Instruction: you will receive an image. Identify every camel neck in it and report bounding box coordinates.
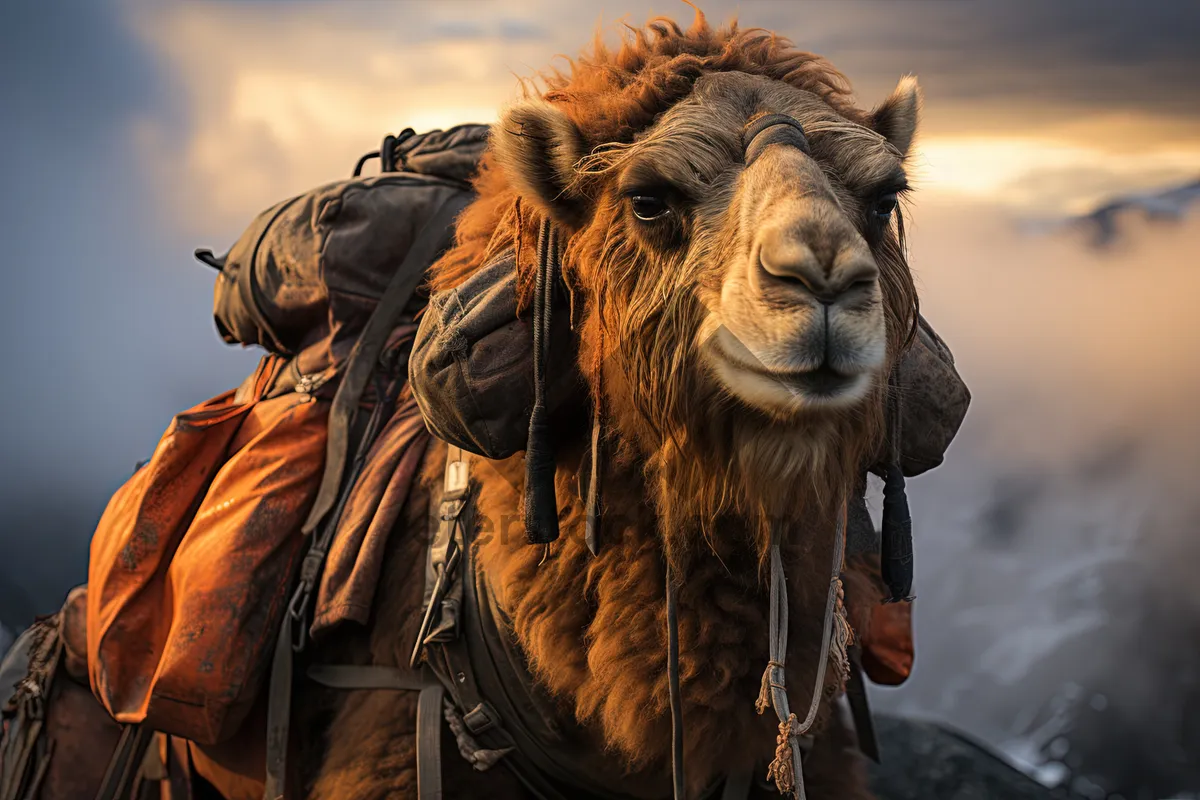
[468,446,841,793]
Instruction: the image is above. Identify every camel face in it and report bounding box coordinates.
[680,72,914,415]
[495,55,920,445]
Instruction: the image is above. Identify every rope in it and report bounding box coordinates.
[756,504,848,799]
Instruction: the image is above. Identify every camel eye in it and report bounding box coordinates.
[631,194,670,221]
[873,193,899,220]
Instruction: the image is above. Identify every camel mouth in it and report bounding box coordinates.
[725,353,864,396]
[774,363,862,396]
[704,325,874,413]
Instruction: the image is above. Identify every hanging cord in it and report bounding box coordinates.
[666,564,686,800]
[523,219,561,545]
[584,322,604,555]
[880,371,915,603]
[584,408,603,555]
[754,505,849,799]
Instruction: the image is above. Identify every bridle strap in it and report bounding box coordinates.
[666,565,686,800]
[743,114,811,167]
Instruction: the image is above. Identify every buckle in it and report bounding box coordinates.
[445,457,469,499]
[439,497,466,524]
[463,702,500,735]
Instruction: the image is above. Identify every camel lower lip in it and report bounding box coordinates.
[723,353,860,396]
[760,364,858,396]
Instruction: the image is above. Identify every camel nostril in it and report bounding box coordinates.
[776,269,822,297]
[757,233,878,305]
[758,249,823,295]
[759,254,874,305]
[846,278,878,297]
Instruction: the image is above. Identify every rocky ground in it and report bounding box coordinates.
[870,715,1057,800]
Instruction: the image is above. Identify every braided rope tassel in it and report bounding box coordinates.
[767,714,801,795]
[829,579,854,695]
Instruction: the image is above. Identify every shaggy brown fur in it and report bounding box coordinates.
[296,12,920,800]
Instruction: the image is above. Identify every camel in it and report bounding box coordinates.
[277,13,925,800]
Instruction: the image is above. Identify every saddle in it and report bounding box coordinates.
[310,445,760,800]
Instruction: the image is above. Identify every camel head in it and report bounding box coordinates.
[485,17,922,542]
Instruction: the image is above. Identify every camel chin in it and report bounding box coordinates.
[700,313,880,416]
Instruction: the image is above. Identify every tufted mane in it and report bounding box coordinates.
[430,12,866,293]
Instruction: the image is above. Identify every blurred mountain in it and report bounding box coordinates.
[1067,177,1200,247]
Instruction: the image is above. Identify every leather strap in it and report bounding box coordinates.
[306,664,431,692]
[304,665,444,800]
[263,620,296,800]
[263,192,469,800]
[666,565,685,800]
[302,192,471,536]
[411,446,469,669]
[416,680,446,800]
[415,450,755,800]
[719,771,753,800]
[94,724,154,800]
[263,365,394,800]
[845,645,881,764]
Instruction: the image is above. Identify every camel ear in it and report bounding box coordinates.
[870,75,921,157]
[492,99,589,228]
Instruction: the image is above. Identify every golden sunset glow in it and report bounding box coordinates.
[126,0,1200,229]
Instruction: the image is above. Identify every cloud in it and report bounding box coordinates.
[914,137,1200,212]
[121,0,1200,236]
[123,0,583,234]
[739,0,1200,123]
[874,204,1200,796]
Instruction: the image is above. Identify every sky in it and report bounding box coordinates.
[2,1,1199,796]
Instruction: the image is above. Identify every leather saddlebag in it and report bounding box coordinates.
[86,355,328,745]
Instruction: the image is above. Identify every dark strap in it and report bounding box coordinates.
[665,566,685,800]
[422,458,747,800]
[263,620,295,800]
[416,681,446,800]
[410,446,470,669]
[880,462,914,603]
[0,715,45,800]
[742,114,811,166]
[306,664,430,692]
[845,646,881,764]
[265,396,391,800]
[265,191,470,800]
[719,771,753,800]
[24,740,55,800]
[304,665,444,800]
[301,191,471,536]
[880,372,915,603]
[94,724,154,800]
